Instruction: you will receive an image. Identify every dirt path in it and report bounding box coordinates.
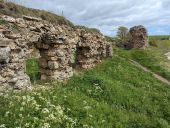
[129,59,170,86]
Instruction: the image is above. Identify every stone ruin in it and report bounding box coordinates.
[128,25,148,49]
[0,15,113,90]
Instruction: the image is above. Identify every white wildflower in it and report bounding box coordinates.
[3,94,9,99]
[42,108,50,114]
[55,106,63,116]
[83,100,87,105]
[25,123,30,128]
[20,107,24,111]
[89,114,93,118]
[0,93,4,96]
[0,124,6,128]
[48,114,56,121]
[33,117,39,122]
[84,106,91,110]
[83,124,89,128]
[35,104,41,111]
[19,114,22,118]
[5,111,10,117]
[41,123,50,128]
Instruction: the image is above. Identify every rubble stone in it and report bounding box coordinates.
[0,47,11,63]
[0,15,113,90]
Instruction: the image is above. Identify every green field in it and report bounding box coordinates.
[149,35,170,40]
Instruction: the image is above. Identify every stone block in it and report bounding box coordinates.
[48,61,59,69]
[0,46,11,63]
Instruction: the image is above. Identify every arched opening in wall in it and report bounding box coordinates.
[73,46,91,69]
[26,47,41,83]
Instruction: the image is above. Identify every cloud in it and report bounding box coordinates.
[12,0,170,36]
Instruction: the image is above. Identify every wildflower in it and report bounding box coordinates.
[55,106,63,115]
[25,123,30,128]
[102,120,105,123]
[0,124,6,128]
[3,94,9,99]
[9,102,14,108]
[22,96,27,100]
[89,114,93,118]
[84,106,91,110]
[48,114,56,121]
[33,117,39,122]
[46,101,51,107]
[35,104,41,111]
[42,108,50,114]
[83,100,87,105]
[5,111,10,117]
[0,93,4,96]
[20,107,24,111]
[21,102,26,106]
[83,124,89,128]
[19,114,22,118]
[41,123,50,128]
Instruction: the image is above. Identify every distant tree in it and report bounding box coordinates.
[116,26,130,47]
[116,26,129,42]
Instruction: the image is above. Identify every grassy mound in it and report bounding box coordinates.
[0,56,170,127]
[0,0,74,27]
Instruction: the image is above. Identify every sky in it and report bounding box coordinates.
[11,0,170,36]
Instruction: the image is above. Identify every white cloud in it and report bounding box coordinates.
[12,0,170,36]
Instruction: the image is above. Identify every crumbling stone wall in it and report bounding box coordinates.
[128,25,148,49]
[76,29,113,69]
[0,15,113,89]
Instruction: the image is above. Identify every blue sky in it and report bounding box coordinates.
[11,0,170,36]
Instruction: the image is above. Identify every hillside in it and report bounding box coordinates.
[0,0,74,27]
[1,56,170,127]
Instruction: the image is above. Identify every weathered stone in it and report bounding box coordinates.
[40,59,48,68]
[0,38,12,47]
[0,47,11,63]
[14,75,32,90]
[48,61,59,69]
[2,15,16,23]
[56,50,65,57]
[5,34,21,39]
[128,25,148,49]
[0,14,113,90]
[23,15,42,22]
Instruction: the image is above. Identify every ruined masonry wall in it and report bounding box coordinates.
[128,25,148,49]
[0,15,113,89]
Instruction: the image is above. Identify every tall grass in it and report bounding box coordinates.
[26,58,40,83]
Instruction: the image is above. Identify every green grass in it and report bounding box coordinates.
[26,58,40,82]
[0,19,7,25]
[1,56,170,127]
[114,37,170,81]
[150,35,170,40]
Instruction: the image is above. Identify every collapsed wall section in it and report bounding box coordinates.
[128,25,148,49]
[36,27,78,80]
[76,29,113,69]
